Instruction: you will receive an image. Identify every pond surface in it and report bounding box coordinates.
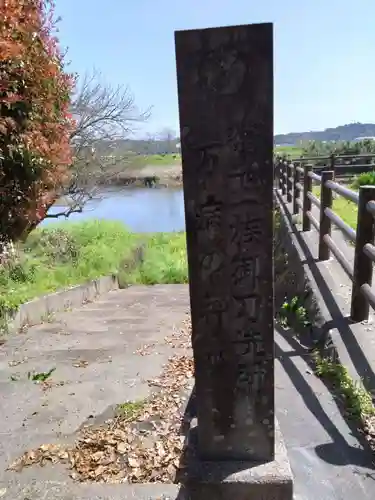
[41,187,186,233]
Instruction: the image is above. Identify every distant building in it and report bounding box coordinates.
[353,136,375,142]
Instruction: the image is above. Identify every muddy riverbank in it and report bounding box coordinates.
[107,164,182,188]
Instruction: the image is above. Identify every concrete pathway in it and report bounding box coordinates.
[0,284,374,498]
[0,285,190,499]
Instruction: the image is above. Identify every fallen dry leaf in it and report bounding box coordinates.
[128,456,140,468]
[7,318,194,484]
[40,380,65,392]
[363,414,375,447]
[72,360,89,368]
[164,315,191,349]
[134,343,156,356]
[116,442,127,455]
[8,357,28,367]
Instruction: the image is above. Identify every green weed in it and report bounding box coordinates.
[115,400,146,420]
[313,354,375,420]
[352,171,375,189]
[278,295,311,330]
[28,367,56,383]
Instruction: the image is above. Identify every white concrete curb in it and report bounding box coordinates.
[6,274,119,334]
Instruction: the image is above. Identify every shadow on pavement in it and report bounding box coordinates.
[276,326,375,470]
[277,193,375,392]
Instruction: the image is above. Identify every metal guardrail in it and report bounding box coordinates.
[275,156,375,322]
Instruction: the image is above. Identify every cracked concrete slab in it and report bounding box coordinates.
[0,284,190,498]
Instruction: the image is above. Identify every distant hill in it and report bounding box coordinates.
[274,123,375,145]
[94,123,375,156]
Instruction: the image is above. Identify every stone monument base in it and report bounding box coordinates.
[180,418,293,500]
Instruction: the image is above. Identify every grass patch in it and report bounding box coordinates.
[275,145,303,158]
[312,185,358,229]
[147,154,181,165]
[313,354,375,420]
[115,400,146,420]
[124,232,188,286]
[0,220,188,331]
[1,220,137,312]
[134,154,181,168]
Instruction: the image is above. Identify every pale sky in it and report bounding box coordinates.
[56,0,375,136]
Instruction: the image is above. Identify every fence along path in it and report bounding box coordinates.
[277,152,375,182]
[275,155,375,323]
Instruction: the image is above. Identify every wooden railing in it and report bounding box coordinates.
[275,152,375,181]
[275,157,375,323]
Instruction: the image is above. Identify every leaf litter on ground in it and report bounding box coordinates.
[164,316,191,350]
[8,317,194,484]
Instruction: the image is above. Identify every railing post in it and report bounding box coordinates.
[277,156,283,192]
[286,160,293,203]
[350,185,375,322]
[330,153,335,170]
[273,156,278,187]
[281,160,287,196]
[330,154,336,180]
[278,159,283,192]
[302,164,312,231]
[284,160,288,197]
[293,163,300,215]
[318,170,333,260]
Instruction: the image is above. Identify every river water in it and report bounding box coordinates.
[41,187,186,233]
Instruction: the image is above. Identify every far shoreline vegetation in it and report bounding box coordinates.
[78,137,375,191]
[95,153,183,188]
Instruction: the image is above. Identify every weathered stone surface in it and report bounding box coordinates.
[175,22,275,462]
[181,418,293,500]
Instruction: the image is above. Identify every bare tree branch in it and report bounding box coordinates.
[48,68,152,217]
[44,206,83,219]
[71,68,151,144]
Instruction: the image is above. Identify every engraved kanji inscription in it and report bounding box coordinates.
[230,256,259,294]
[232,295,261,321]
[229,212,264,252]
[176,22,274,461]
[227,165,266,193]
[200,252,225,285]
[195,197,223,240]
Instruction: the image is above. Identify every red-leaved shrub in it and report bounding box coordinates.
[0,0,76,242]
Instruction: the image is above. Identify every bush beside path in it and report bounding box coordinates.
[0,220,188,334]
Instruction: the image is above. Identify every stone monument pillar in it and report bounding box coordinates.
[175,22,293,499]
